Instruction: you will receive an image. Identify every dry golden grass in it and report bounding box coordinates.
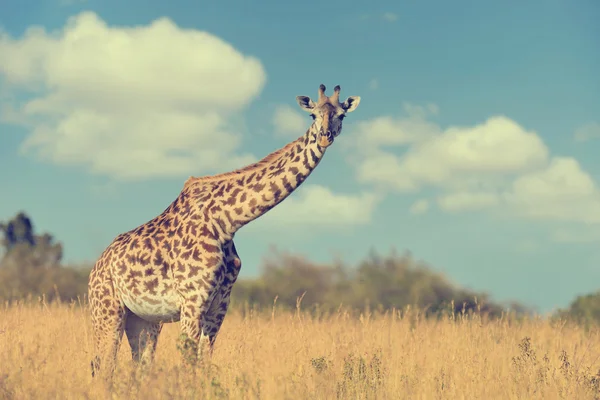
[1,299,600,400]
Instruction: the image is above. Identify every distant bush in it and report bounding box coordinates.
[0,259,89,303]
[231,248,530,318]
[0,211,89,303]
[555,291,600,327]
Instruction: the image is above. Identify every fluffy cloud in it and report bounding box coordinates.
[437,192,500,212]
[434,156,600,224]
[272,105,306,136]
[573,122,600,142]
[552,228,600,243]
[253,184,380,228]
[504,157,600,223]
[350,104,600,225]
[355,114,548,191]
[382,13,399,22]
[368,79,379,90]
[409,199,429,215]
[350,103,441,153]
[0,11,266,180]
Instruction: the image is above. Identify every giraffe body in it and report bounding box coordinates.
[87,84,361,379]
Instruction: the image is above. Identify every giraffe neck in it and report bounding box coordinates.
[185,124,326,241]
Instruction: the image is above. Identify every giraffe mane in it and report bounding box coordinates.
[183,130,308,188]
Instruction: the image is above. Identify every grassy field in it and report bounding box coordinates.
[1,299,600,400]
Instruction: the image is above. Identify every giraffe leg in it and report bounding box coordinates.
[200,290,232,356]
[89,283,127,380]
[198,243,241,357]
[177,298,215,367]
[125,312,163,373]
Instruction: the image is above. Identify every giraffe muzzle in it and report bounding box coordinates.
[318,131,334,147]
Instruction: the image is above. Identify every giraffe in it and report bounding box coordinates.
[87,83,361,379]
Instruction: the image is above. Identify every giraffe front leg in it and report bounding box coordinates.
[200,289,233,356]
[177,297,214,367]
[124,312,163,374]
[197,241,241,356]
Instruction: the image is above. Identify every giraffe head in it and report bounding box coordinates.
[296,84,361,148]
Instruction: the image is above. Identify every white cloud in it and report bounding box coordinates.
[402,102,439,118]
[359,12,399,23]
[349,104,600,226]
[409,199,429,215]
[503,157,600,223]
[251,184,380,228]
[382,13,398,22]
[353,112,548,192]
[394,116,548,189]
[272,104,306,136]
[514,239,539,253]
[0,11,266,180]
[574,122,600,142]
[437,192,500,212]
[350,102,441,152]
[357,152,417,191]
[552,228,600,243]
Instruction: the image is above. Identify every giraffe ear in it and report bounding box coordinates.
[296,96,316,112]
[341,96,361,113]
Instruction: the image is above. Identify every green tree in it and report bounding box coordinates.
[558,291,600,326]
[0,211,63,268]
[231,248,529,318]
[0,212,86,302]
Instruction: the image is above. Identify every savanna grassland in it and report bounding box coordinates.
[1,299,600,400]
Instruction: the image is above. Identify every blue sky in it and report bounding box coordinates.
[1,0,599,313]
